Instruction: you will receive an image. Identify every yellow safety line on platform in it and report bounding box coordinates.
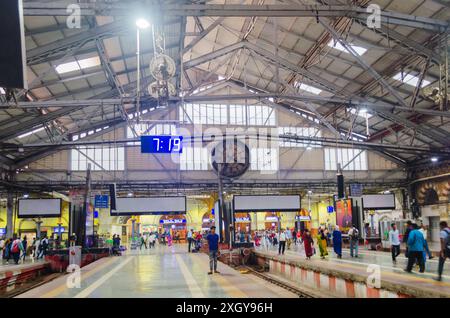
[39,256,120,298]
[175,254,206,298]
[190,253,248,298]
[74,256,134,298]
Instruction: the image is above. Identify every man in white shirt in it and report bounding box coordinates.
[389,223,401,263]
[187,229,194,253]
[419,224,433,259]
[278,230,287,255]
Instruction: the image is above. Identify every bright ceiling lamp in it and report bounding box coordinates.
[136,18,150,29]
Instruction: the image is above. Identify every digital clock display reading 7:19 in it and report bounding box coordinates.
[140,136,183,153]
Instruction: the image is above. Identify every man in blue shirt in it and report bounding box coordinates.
[206,226,220,275]
[404,223,426,273]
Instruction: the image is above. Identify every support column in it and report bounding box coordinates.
[131,219,136,240]
[6,191,14,238]
[35,219,42,238]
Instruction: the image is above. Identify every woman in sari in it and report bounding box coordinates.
[302,229,314,259]
[332,225,342,259]
[316,227,328,259]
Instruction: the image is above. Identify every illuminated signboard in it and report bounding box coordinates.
[159,219,186,224]
[295,215,311,221]
[234,217,251,223]
[53,227,65,233]
[265,216,278,222]
[0,228,5,235]
[141,136,183,153]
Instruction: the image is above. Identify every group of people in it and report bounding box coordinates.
[389,220,449,281]
[0,234,49,265]
[187,229,204,253]
[138,232,157,249]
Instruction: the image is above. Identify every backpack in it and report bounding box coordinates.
[444,228,450,255]
[11,240,19,253]
[351,229,359,241]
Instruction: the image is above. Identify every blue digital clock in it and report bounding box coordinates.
[140,135,183,153]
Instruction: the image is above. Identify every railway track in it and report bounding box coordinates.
[242,266,317,298]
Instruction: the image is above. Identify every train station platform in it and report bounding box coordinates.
[16,245,296,298]
[0,260,48,294]
[254,244,450,298]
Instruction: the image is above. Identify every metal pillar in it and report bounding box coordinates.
[35,219,42,238]
[6,191,14,238]
[131,219,136,240]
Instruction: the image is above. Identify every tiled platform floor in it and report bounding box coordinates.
[17,244,296,298]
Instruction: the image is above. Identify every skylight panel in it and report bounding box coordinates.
[392,72,431,88]
[297,83,322,95]
[55,56,101,74]
[328,40,367,56]
[18,126,45,139]
[348,108,373,119]
[78,56,100,69]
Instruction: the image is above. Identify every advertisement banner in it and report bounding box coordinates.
[335,199,352,234]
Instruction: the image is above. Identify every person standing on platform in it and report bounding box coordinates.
[187,229,193,252]
[302,229,314,259]
[419,224,433,260]
[435,221,450,281]
[0,237,5,261]
[206,226,220,275]
[389,223,401,264]
[167,233,173,247]
[278,229,287,255]
[292,229,297,245]
[316,227,328,259]
[404,223,425,274]
[348,226,360,258]
[285,227,292,250]
[332,226,342,259]
[403,220,413,257]
[10,234,24,265]
[21,235,28,262]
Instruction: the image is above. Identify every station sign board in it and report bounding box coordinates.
[159,219,186,224]
[234,217,251,223]
[349,183,363,197]
[94,195,109,208]
[295,215,311,221]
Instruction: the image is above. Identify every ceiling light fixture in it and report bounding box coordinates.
[136,18,150,29]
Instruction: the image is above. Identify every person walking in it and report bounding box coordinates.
[0,237,5,261]
[434,221,450,281]
[40,235,49,259]
[332,225,342,259]
[292,229,297,245]
[285,227,292,250]
[302,229,314,259]
[389,223,401,264]
[206,226,220,275]
[419,224,433,260]
[2,238,11,264]
[10,234,24,265]
[404,223,426,274]
[403,220,413,257]
[316,227,328,259]
[278,230,287,255]
[21,235,28,262]
[187,229,193,252]
[348,226,360,258]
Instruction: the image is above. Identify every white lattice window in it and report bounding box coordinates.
[250,148,278,171]
[278,127,322,148]
[324,148,367,171]
[180,147,209,170]
[71,146,125,171]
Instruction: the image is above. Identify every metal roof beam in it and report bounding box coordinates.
[22,3,449,31]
